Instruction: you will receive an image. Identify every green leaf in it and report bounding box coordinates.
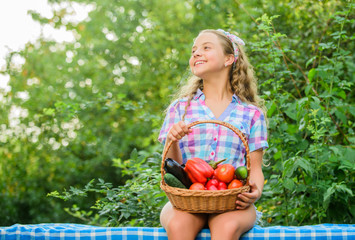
[337,184,354,196]
[323,183,336,209]
[323,183,354,209]
[337,90,346,100]
[283,178,295,191]
[267,101,277,117]
[334,109,347,125]
[308,68,316,83]
[284,102,297,120]
[130,148,138,160]
[283,156,313,178]
[311,96,321,104]
[43,108,55,116]
[306,57,316,68]
[349,106,355,117]
[305,84,313,96]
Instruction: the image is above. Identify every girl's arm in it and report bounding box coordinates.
[163,121,192,165]
[164,139,183,165]
[249,149,265,199]
[236,149,264,209]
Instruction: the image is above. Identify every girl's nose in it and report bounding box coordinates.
[193,49,202,57]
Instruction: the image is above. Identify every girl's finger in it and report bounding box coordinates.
[236,200,249,210]
[170,129,183,139]
[237,194,253,203]
[168,133,178,142]
[178,121,190,134]
[239,192,258,201]
[174,125,186,138]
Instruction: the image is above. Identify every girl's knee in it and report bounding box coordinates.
[160,203,206,238]
[167,215,204,231]
[165,219,188,234]
[208,209,256,239]
[209,220,240,238]
[165,217,206,240]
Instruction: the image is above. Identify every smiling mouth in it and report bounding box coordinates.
[194,61,206,66]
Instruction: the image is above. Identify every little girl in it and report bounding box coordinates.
[158,29,268,240]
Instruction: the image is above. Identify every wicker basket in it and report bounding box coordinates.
[160,120,251,213]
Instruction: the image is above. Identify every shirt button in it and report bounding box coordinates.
[215,124,218,127]
[211,152,214,156]
[214,137,217,141]
[241,126,243,129]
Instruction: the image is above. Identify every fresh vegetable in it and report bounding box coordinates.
[164,158,192,188]
[217,181,227,190]
[205,179,219,190]
[207,185,218,190]
[184,157,214,184]
[207,158,227,169]
[205,178,228,190]
[235,166,248,180]
[214,164,235,183]
[228,179,243,189]
[164,173,187,189]
[189,182,205,190]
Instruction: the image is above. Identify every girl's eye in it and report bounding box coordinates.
[204,46,210,49]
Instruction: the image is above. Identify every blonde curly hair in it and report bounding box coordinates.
[172,29,266,121]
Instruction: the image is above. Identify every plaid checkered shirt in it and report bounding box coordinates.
[158,89,268,168]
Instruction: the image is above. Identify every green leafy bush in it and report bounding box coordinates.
[48,149,167,227]
[249,4,355,225]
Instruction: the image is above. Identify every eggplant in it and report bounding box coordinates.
[164,158,192,188]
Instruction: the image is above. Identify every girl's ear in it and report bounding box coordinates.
[224,54,235,67]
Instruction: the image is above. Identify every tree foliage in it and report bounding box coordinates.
[0,0,354,226]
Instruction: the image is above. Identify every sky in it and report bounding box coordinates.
[0,0,52,67]
[0,0,92,91]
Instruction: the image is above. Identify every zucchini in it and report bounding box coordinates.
[164,173,187,189]
[164,158,192,188]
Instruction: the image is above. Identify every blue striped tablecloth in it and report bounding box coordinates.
[1,223,354,240]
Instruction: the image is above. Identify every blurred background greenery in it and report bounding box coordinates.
[0,0,354,227]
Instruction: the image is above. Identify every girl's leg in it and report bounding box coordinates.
[207,205,256,240]
[160,201,207,240]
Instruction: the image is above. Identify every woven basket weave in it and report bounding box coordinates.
[160,120,251,213]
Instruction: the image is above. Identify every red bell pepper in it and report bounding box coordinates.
[185,157,214,184]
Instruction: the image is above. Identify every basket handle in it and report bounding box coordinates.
[161,120,250,186]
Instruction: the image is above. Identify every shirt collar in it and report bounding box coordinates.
[194,88,205,100]
[194,88,241,104]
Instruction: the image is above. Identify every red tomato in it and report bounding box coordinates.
[189,183,205,190]
[228,179,243,189]
[214,164,235,183]
[207,185,218,190]
[205,179,219,188]
[217,181,227,190]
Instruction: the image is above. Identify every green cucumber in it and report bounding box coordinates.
[164,173,187,189]
[164,158,192,188]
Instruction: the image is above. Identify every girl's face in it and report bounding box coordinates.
[189,32,230,78]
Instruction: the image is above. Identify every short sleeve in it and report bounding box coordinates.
[158,100,181,145]
[249,109,268,152]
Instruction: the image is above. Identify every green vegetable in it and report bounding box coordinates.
[235,166,248,180]
[164,173,187,189]
[164,158,192,188]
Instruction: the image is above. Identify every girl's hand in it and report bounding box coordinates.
[235,180,261,210]
[167,121,192,142]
